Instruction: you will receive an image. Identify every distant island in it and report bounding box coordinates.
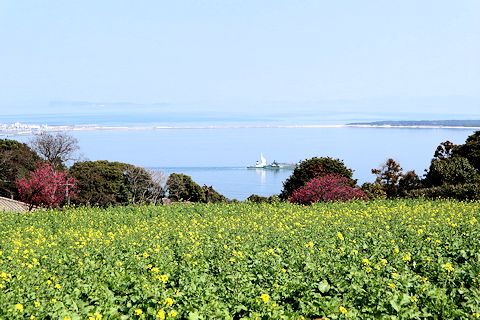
[347,120,480,128]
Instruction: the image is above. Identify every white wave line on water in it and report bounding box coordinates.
[1,122,479,136]
[0,122,347,134]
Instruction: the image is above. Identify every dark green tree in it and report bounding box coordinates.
[0,139,40,199]
[424,157,479,187]
[280,157,354,200]
[69,160,161,207]
[433,140,455,161]
[408,183,480,200]
[360,182,387,200]
[70,160,130,206]
[453,131,480,171]
[246,194,269,204]
[202,185,228,203]
[397,170,422,196]
[166,173,205,202]
[371,158,403,198]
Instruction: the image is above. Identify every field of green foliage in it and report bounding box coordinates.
[1,200,480,319]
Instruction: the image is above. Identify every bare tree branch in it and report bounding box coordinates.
[146,169,167,205]
[123,167,167,205]
[29,132,80,168]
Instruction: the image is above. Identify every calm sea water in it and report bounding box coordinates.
[3,108,477,200]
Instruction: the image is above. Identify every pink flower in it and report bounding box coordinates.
[289,174,367,205]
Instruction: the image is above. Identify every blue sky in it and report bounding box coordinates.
[0,0,479,115]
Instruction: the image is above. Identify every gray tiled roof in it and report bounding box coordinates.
[0,196,30,213]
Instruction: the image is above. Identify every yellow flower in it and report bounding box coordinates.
[151,267,159,273]
[339,306,348,315]
[164,297,174,307]
[403,252,411,262]
[160,274,169,283]
[362,258,370,266]
[168,310,177,318]
[388,283,396,289]
[15,303,24,312]
[34,301,41,308]
[305,241,314,248]
[64,316,72,320]
[337,232,344,241]
[30,316,36,320]
[261,293,270,304]
[443,262,454,272]
[55,283,62,289]
[134,308,143,315]
[157,309,166,320]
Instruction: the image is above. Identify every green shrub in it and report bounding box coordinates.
[453,130,480,171]
[70,160,131,206]
[203,185,228,203]
[166,173,205,202]
[246,194,280,204]
[361,182,387,200]
[246,194,269,203]
[0,139,40,199]
[424,157,479,187]
[70,160,162,207]
[407,183,480,200]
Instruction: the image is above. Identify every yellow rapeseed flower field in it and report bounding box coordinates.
[0,199,479,318]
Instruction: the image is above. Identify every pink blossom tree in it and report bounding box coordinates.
[16,162,78,210]
[289,174,368,205]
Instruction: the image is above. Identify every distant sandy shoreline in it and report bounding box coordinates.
[345,124,480,130]
[1,122,479,136]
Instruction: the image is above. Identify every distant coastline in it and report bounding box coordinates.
[0,122,347,136]
[1,120,479,136]
[346,120,480,129]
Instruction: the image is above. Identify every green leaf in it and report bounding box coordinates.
[390,295,400,312]
[318,280,331,293]
[188,310,203,320]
